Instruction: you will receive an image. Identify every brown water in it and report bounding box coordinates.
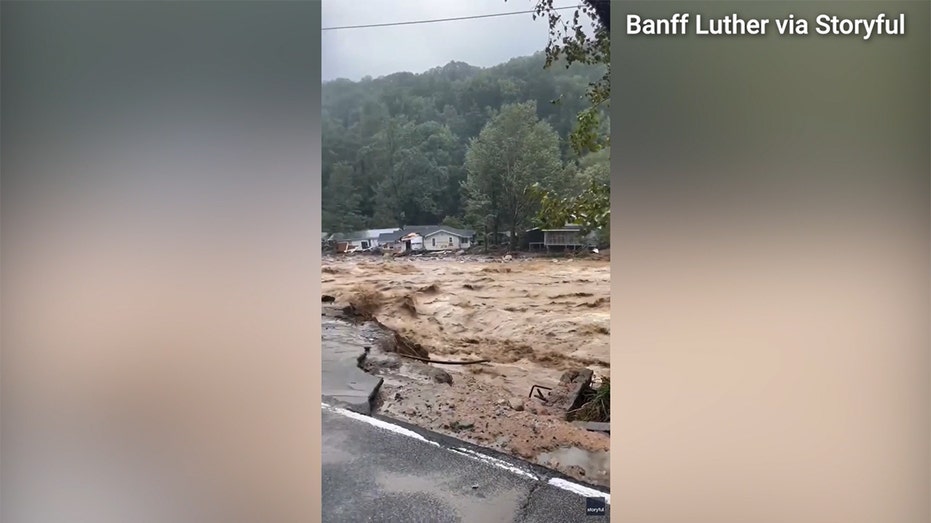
[322,255,610,396]
[321,253,611,487]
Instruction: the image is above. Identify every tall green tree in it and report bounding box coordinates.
[463,102,563,249]
[522,0,612,242]
[322,161,365,232]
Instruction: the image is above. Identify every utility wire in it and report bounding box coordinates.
[322,5,579,31]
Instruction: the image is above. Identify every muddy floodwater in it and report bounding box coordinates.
[321,253,610,487]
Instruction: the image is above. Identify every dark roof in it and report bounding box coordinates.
[378,225,475,242]
[331,231,370,241]
[542,224,583,232]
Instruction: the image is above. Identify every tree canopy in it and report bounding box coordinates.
[524,0,611,236]
[321,52,609,238]
[323,2,612,244]
[527,0,610,154]
[463,101,564,249]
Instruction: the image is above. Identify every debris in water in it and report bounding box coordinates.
[346,285,386,316]
[398,353,490,365]
[399,295,418,315]
[387,331,430,359]
[545,368,594,417]
[417,283,441,294]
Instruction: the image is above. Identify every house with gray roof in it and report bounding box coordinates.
[378,225,476,253]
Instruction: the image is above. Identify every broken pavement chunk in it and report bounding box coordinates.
[544,368,594,415]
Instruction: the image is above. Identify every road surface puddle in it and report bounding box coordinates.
[537,446,610,486]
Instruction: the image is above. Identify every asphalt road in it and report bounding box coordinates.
[322,405,609,522]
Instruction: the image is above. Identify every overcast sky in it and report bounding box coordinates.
[322,0,587,82]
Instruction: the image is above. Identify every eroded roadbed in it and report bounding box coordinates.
[321,302,610,488]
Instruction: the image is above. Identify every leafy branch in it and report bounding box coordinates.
[526,0,610,155]
[532,178,610,236]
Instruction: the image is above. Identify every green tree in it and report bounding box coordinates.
[322,161,365,233]
[367,119,459,227]
[535,178,609,234]
[464,102,563,250]
[522,0,611,241]
[321,51,606,232]
[526,0,610,155]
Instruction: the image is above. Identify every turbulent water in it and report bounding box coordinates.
[321,254,611,487]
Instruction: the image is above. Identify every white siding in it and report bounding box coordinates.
[346,239,372,250]
[425,233,459,251]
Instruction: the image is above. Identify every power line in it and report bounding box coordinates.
[322,5,579,31]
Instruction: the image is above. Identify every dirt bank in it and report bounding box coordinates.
[321,253,610,487]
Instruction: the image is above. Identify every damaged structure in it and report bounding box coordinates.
[378,225,476,253]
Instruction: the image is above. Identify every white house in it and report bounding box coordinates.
[379,225,475,253]
[422,229,467,251]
